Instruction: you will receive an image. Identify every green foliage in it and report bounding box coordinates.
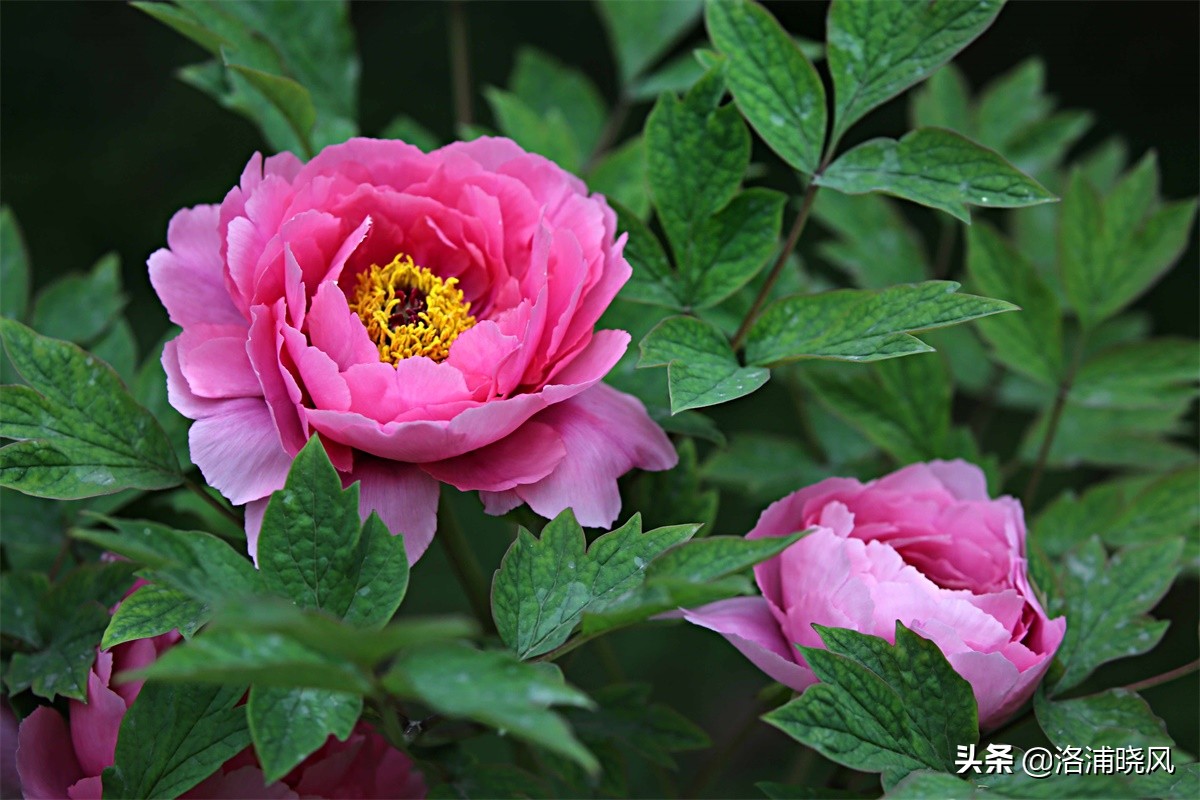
[103,681,251,799]
[639,315,770,412]
[0,207,31,321]
[1048,537,1183,694]
[706,0,826,174]
[29,253,126,346]
[102,583,207,648]
[744,281,1016,366]
[492,511,699,659]
[1036,689,1175,750]
[765,623,978,787]
[826,0,1005,144]
[810,192,929,289]
[596,0,703,86]
[249,685,361,782]
[0,319,181,498]
[815,129,1055,222]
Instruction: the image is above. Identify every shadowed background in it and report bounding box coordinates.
[2,1,1196,796]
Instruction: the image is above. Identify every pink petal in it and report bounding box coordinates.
[17,707,83,800]
[67,776,103,800]
[183,766,298,799]
[422,421,566,492]
[926,459,990,501]
[681,597,816,692]
[305,279,378,373]
[351,459,440,562]
[511,383,676,528]
[247,301,307,454]
[176,324,259,399]
[68,665,126,776]
[244,497,269,564]
[163,338,225,420]
[189,398,294,505]
[148,205,244,328]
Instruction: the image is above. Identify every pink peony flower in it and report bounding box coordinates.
[14,598,425,799]
[682,460,1066,730]
[149,137,676,561]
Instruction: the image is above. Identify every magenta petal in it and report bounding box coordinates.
[422,421,566,492]
[17,707,84,800]
[306,281,379,371]
[176,324,259,399]
[352,459,440,562]
[68,666,125,776]
[148,205,244,328]
[682,597,816,692]
[512,383,676,528]
[189,398,294,505]
[66,776,103,800]
[183,766,298,799]
[926,459,991,501]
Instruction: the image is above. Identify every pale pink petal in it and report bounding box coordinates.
[176,325,259,399]
[16,707,83,800]
[189,398,294,505]
[162,338,225,420]
[244,497,270,564]
[351,459,440,562]
[247,301,307,454]
[681,597,816,692]
[925,459,990,501]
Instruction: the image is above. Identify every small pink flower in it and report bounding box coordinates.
[682,460,1066,730]
[15,589,425,799]
[149,137,677,561]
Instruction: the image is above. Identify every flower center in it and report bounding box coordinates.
[349,253,475,364]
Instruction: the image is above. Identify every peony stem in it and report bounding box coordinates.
[448,0,473,129]
[436,492,496,634]
[1023,338,1085,506]
[1107,658,1200,696]
[730,179,821,353]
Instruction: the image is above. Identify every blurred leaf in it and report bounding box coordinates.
[966,222,1062,385]
[0,489,66,571]
[103,681,250,800]
[493,510,698,659]
[0,570,50,646]
[639,315,769,412]
[1035,689,1174,750]
[1004,110,1093,176]
[30,253,126,346]
[383,643,598,773]
[974,58,1051,147]
[702,433,826,506]
[380,114,441,152]
[258,438,409,628]
[0,206,30,320]
[909,64,971,134]
[485,87,581,171]
[5,561,138,701]
[646,68,750,263]
[765,622,978,787]
[1077,138,1129,192]
[89,319,138,387]
[816,129,1055,222]
[1071,339,1198,409]
[922,327,993,394]
[1049,537,1182,695]
[625,438,719,533]
[430,761,553,800]
[510,47,607,157]
[566,683,709,769]
[590,139,650,220]
[706,0,826,173]
[628,51,705,102]
[226,62,316,156]
[745,281,1017,366]
[103,583,207,648]
[249,686,360,782]
[1020,402,1194,471]
[812,192,929,289]
[1060,162,1197,329]
[596,0,703,84]
[826,0,1005,143]
[133,331,192,471]
[0,320,181,498]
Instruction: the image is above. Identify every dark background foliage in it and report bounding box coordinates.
[2,2,1196,796]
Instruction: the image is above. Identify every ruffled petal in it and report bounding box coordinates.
[351,459,441,562]
[681,597,816,692]
[189,398,294,506]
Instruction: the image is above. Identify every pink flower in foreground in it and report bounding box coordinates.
[15,592,425,799]
[150,137,676,561]
[682,460,1066,729]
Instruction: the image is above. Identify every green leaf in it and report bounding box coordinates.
[103,583,208,649]
[974,58,1051,148]
[628,51,706,102]
[765,622,978,786]
[1071,339,1198,410]
[589,139,650,220]
[510,47,607,157]
[701,433,826,505]
[827,0,1005,144]
[431,761,553,800]
[565,683,709,769]
[131,1,231,55]
[1060,164,1198,328]
[0,570,50,646]
[812,192,929,289]
[596,0,703,84]
[0,207,30,320]
[383,643,598,773]
[1049,537,1183,694]
[29,253,126,345]
[0,319,181,498]
[744,281,1017,366]
[133,331,192,471]
[639,315,769,412]
[492,510,698,659]
[613,201,683,309]
[136,627,375,694]
[72,517,257,605]
[484,87,582,171]
[1004,110,1093,177]
[0,489,66,571]
[816,129,1055,222]
[90,319,139,387]
[226,62,316,157]
[685,188,787,308]
[103,681,250,800]
[1020,403,1195,471]
[706,0,826,173]
[1035,689,1174,750]
[249,686,361,782]
[5,561,138,701]
[258,438,409,628]
[966,222,1062,385]
[646,68,750,262]
[909,64,972,135]
[623,438,719,533]
[380,114,441,152]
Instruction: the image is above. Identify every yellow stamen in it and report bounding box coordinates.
[348,253,475,364]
